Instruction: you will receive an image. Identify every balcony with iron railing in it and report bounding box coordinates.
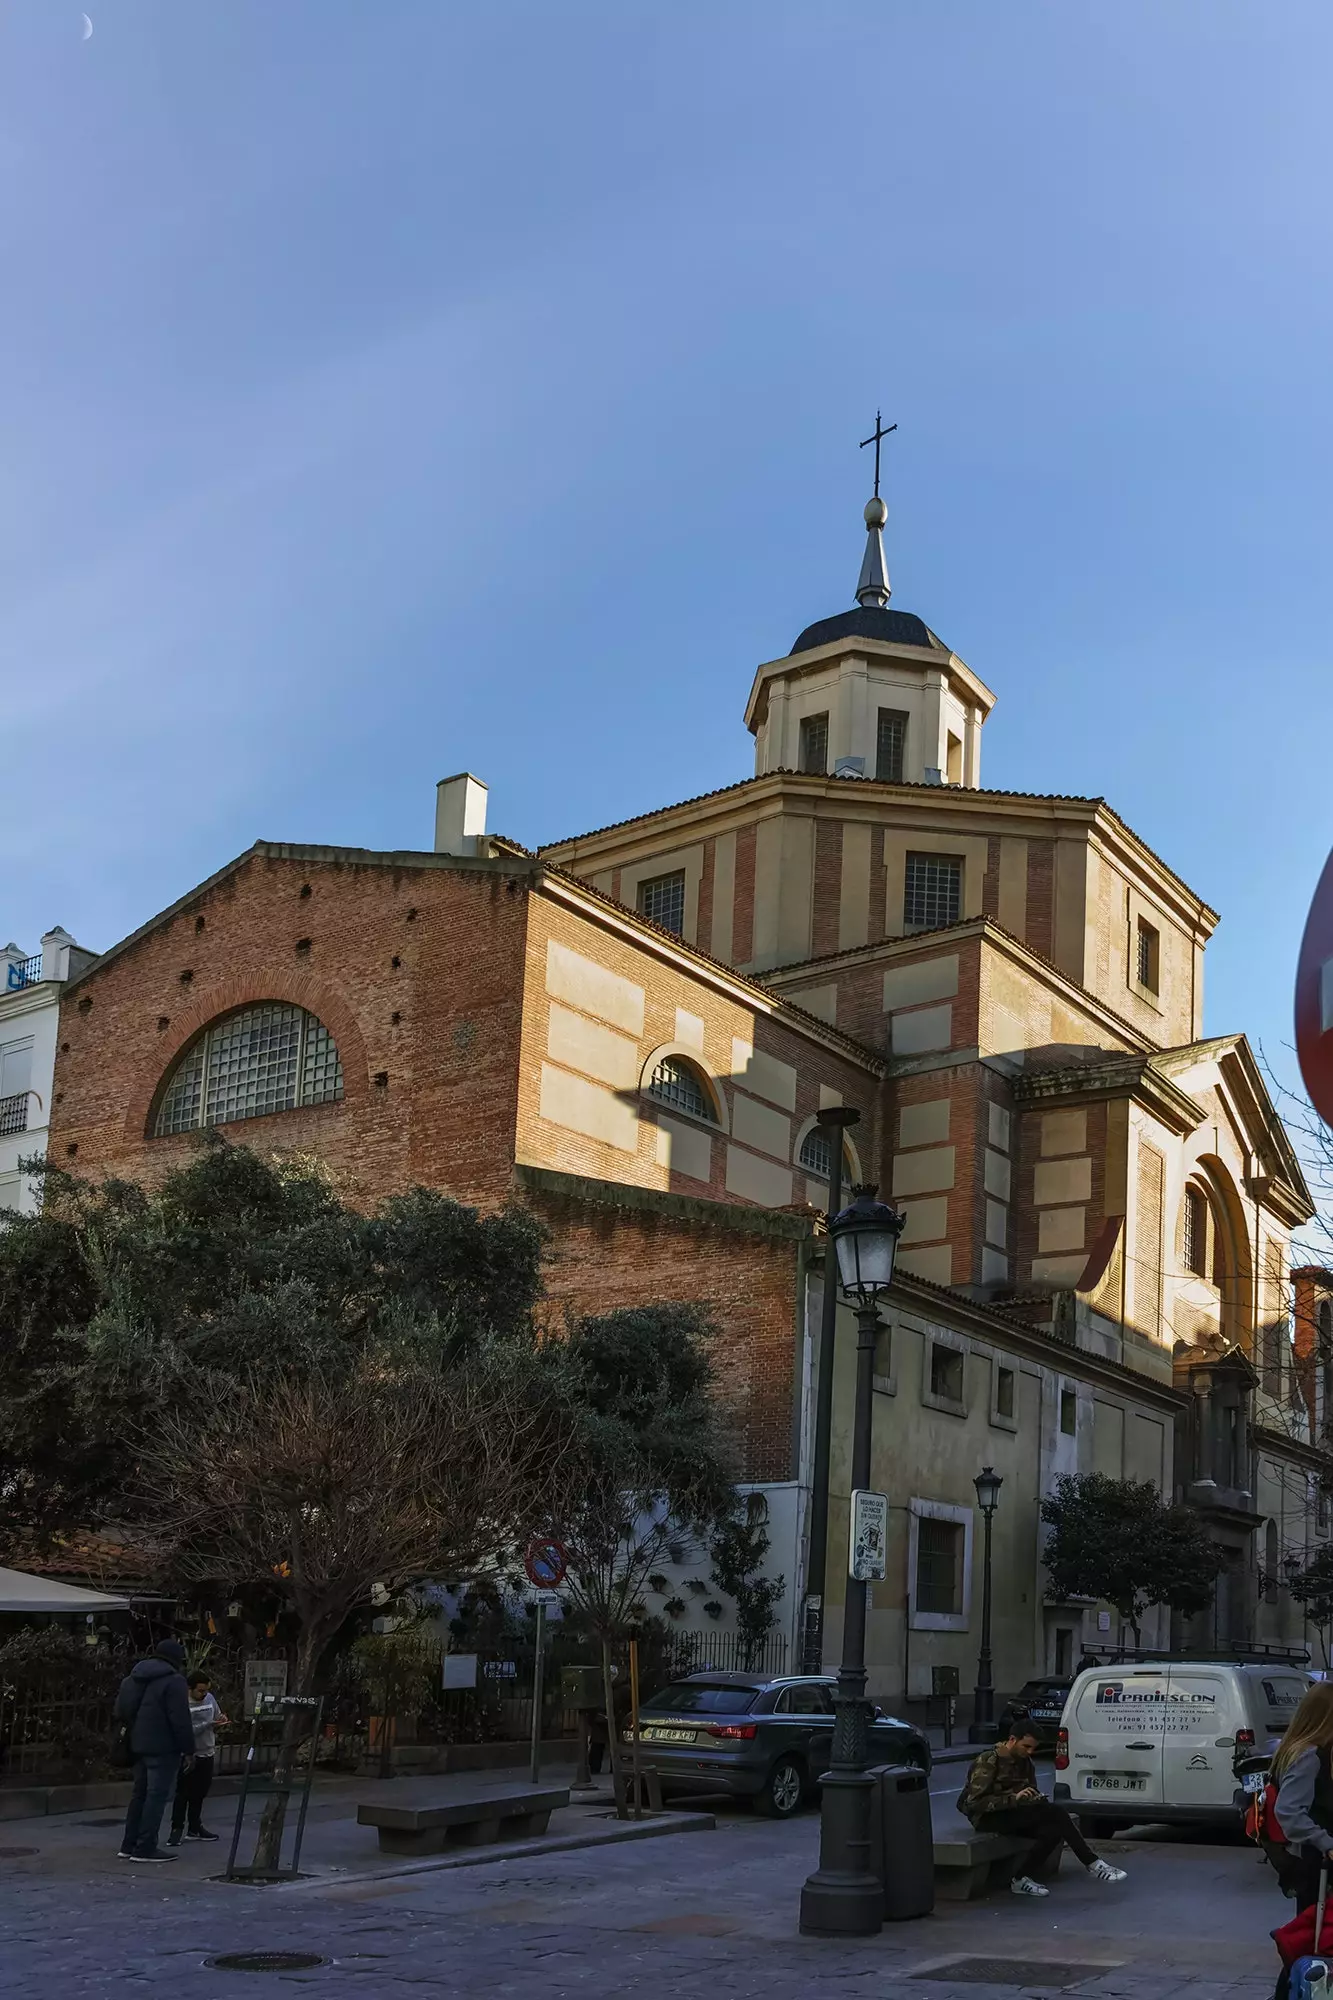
[3,954,42,992]
[0,1092,29,1138]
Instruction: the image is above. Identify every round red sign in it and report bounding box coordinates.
[523,1540,567,1589]
[1295,845,1333,1126]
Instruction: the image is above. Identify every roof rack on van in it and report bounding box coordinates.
[1077,1644,1311,1667]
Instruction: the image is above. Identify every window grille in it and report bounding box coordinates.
[155,1003,343,1137]
[799,713,829,775]
[798,1127,854,1182]
[647,1056,714,1122]
[1136,918,1160,993]
[915,1518,962,1616]
[930,1344,964,1402]
[0,1093,28,1137]
[876,710,907,783]
[903,854,961,932]
[637,871,686,937]
[1183,1186,1207,1278]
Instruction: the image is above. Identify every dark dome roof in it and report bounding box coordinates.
[789,606,946,657]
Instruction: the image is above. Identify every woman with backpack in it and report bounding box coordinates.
[1272,1681,1333,1911]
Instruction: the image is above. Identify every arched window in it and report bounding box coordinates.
[154,1002,344,1137]
[798,1127,854,1183]
[1183,1185,1208,1278]
[646,1055,715,1123]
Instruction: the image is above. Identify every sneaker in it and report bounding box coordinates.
[128,1849,178,1863]
[185,1827,219,1841]
[116,1849,133,1859]
[166,1827,182,1846]
[1088,1859,1127,1883]
[1010,1875,1050,1898]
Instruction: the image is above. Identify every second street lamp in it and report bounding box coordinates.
[969,1465,1003,1744]
[800,1185,906,1939]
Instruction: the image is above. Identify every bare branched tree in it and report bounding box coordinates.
[135,1348,574,1870]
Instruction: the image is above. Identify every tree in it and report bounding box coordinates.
[1040,1473,1224,1645]
[709,1493,784,1667]
[1288,1545,1333,1667]
[135,1344,575,1869]
[549,1305,738,1793]
[0,1143,548,1539]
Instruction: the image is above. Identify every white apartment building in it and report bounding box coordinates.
[0,929,96,1213]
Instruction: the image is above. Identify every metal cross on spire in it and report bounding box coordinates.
[859,411,897,499]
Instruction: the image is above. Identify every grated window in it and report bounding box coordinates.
[637,871,686,937]
[876,709,907,783]
[647,1056,714,1122]
[904,853,961,932]
[155,1003,343,1137]
[799,713,829,775]
[1136,917,1160,993]
[915,1518,962,1616]
[1183,1186,1207,1278]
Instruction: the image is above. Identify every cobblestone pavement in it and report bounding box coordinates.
[0,1804,1286,2000]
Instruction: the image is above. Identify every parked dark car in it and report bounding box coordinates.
[998,1676,1073,1752]
[625,1671,932,1818]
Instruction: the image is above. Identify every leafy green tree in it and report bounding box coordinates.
[549,1304,738,1793]
[1040,1473,1223,1645]
[0,1143,546,1536]
[709,1493,784,1666]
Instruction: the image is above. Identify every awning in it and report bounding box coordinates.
[0,1566,131,1614]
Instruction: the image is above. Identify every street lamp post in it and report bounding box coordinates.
[968,1465,1003,1744]
[800,1186,906,1940]
[802,1105,862,1675]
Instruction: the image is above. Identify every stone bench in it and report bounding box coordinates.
[933,1826,1064,1901]
[357,1783,570,1855]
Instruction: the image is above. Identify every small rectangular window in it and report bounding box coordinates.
[876,709,908,783]
[915,1517,963,1616]
[946,731,963,785]
[1054,1628,1074,1677]
[930,1344,964,1403]
[904,853,962,933]
[1060,1387,1077,1435]
[637,870,686,936]
[995,1366,1015,1420]
[1135,918,1160,994]
[1183,1186,1207,1279]
[799,713,829,775]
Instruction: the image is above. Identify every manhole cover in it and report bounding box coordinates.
[0,1846,38,1859]
[205,1954,328,1973]
[911,1963,1119,1990]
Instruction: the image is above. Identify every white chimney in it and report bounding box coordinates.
[434,773,489,857]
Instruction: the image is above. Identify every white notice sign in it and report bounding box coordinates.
[244,1659,288,1718]
[849,1489,889,1582]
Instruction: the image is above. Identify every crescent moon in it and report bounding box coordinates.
[81,13,93,37]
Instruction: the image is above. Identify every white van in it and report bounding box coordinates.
[1052,1661,1310,1830]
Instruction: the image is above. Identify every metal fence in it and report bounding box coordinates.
[0,1625,790,1787]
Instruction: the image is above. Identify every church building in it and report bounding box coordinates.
[43,465,1323,1707]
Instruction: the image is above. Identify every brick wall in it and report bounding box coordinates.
[520,1167,812,1482]
[49,847,530,1209]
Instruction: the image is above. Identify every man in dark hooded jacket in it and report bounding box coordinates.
[115,1638,196,1861]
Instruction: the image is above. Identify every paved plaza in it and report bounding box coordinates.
[0,1767,1292,2000]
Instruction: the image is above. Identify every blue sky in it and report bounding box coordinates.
[3,1,1329,1090]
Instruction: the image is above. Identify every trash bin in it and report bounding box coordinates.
[869,1764,935,1920]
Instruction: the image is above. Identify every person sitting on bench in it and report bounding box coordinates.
[958,1716,1128,1899]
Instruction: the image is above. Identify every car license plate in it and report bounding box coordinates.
[642,1727,697,1744]
[1242,1771,1267,1794]
[1086,1775,1146,1792]
[1030,1710,1058,1721]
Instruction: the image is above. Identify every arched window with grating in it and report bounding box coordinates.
[646,1055,715,1123]
[155,1002,344,1137]
[798,1127,854,1183]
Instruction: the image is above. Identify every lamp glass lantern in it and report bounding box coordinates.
[973,1465,1003,1515]
[830,1186,907,1302]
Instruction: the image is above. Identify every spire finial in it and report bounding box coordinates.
[856,411,896,609]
